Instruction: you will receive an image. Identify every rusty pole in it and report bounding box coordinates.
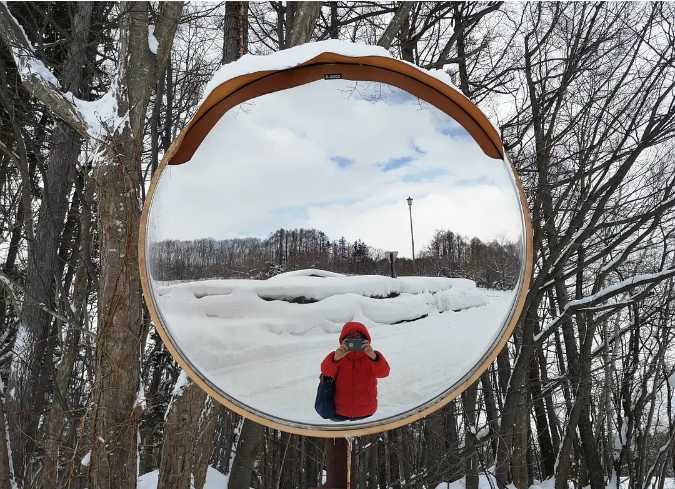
[321,438,355,489]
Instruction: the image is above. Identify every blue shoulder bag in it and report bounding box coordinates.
[314,375,336,419]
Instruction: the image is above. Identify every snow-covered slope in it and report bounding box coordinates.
[152,270,516,425]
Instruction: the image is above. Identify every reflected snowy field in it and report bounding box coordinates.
[145,75,525,427]
[153,269,516,424]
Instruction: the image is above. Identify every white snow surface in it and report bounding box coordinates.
[138,466,228,489]
[436,474,675,489]
[269,269,346,280]
[147,24,158,54]
[435,470,513,489]
[152,270,516,425]
[199,39,473,113]
[3,4,60,88]
[80,451,91,467]
[15,53,60,87]
[68,81,121,140]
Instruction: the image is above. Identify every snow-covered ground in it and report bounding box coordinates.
[151,269,516,425]
[137,465,674,489]
[138,467,228,489]
[434,473,675,489]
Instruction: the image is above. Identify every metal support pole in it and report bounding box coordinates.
[321,438,355,489]
[346,438,353,489]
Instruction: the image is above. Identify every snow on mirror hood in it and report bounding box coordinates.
[142,49,528,433]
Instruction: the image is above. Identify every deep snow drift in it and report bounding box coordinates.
[152,269,516,425]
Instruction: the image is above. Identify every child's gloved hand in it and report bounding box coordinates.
[363,342,376,360]
[334,342,349,361]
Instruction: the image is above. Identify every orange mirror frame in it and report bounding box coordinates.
[139,51,534,437]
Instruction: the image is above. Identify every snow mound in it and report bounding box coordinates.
[258,275,475,301]
[433,287,486,312]
[268,268,346,280]
[156,272,477,303]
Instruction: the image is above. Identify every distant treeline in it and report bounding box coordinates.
[150,228,521,289]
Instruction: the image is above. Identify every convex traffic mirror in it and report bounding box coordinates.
[140,41,533,437]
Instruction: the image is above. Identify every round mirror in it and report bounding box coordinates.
[140,48,532,436]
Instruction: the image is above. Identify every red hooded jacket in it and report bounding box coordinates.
[320,321,390,418]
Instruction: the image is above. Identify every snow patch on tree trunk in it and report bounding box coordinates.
[148,24,159,54]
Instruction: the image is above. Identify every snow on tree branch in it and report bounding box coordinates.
[534,267,675,344]
[0,2,126,142]
[0,2,89,138]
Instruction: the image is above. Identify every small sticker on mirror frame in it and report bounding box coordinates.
[324,73,343,80]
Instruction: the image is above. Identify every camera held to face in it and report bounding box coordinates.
[344,337,365,351]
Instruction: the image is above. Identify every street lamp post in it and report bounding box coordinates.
[406,196,415,272]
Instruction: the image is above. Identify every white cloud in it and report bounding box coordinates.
[149,79,524,257]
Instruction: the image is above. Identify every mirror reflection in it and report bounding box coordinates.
[146,78,524,426]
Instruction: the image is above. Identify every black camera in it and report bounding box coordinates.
[344,338,365,351]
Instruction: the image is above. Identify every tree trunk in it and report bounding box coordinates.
[222,2,248,64]
[446,400,462,482]
[157,380,207,489]
[376,436,386,488]
[228,419,265,489]
[7,2,93,480]
[453,4,471,97]
[377,2,415,50]
[139,334,174,474]
[0,381,16,489]
[555,313,602,489]
[193,398,217,489]
[496,348,511,398]
[40,177,92,489]
[496,309,537,489]
[329,2,339,39]
[286,1,320,48]
[529,348,555,478]
[481,369,499,458]
[462,385,479,489]
[88,3,182,489]
[512,387,530,489]
[88,127,145,489]
[423,410,446,488]
[397,8,415,63]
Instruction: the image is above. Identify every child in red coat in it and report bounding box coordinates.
[320,321,390,420]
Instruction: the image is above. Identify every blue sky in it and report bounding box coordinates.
[380,155,415,172]
[151,79,523,257]
[330,155,353,168]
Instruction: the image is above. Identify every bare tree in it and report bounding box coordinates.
[0,2,182,488]
[1,4,674,489]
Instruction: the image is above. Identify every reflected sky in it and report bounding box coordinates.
[151,80,522,257]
